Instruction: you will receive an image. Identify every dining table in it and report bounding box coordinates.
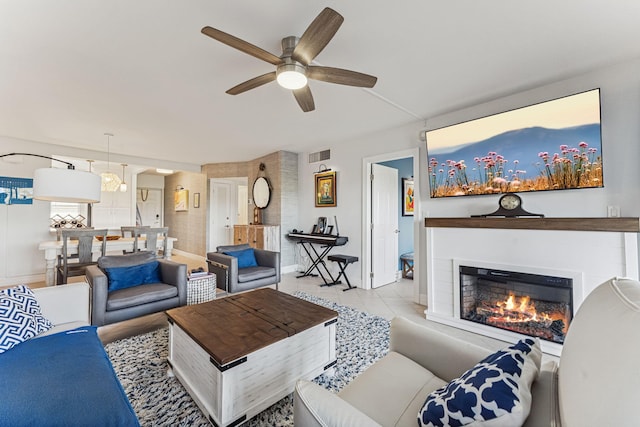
[38,236,177,286]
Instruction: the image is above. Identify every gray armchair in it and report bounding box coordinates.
[85,252,187,326]
[206,243,280,294]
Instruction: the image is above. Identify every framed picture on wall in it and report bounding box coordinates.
[402,178,414,216]
[315,171,336,207]
[174,189,189,212]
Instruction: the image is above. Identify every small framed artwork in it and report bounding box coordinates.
[194,192,200,208]
[315,171,336,207]
[402,178,414,216]
[174,189,189,212]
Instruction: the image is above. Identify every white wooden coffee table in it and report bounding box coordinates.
[166,288,337,427]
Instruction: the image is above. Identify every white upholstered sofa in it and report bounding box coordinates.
[294,277,640,426]
[33,281,91,332]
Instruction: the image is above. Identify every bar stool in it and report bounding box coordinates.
[327,254,358,291]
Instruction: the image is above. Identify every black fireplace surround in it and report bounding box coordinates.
[460,266,573,344]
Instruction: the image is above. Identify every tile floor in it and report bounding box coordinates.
[278,273,425,322]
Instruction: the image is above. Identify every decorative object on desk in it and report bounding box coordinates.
[174,187,189,211]
[193,192,200,208]
[402,177,414,216]
[0,153,101,203]
[313,216,327,234]
[475,193,544,218]
[0,176,33,205]
[50,214,87,229]
[100,133,122,192]
[315,170,336,207]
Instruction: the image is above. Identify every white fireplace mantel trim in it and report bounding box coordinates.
[425,224,639,356]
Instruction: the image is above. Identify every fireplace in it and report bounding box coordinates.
[459,266,573,344]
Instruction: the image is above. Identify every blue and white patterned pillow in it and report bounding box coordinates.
[418,338,541,427]
[0,285,53,354]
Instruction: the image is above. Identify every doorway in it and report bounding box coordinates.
[136,188,163,226]
[362,148,421,302]
[207,177,248,252]
[370,163,399,288]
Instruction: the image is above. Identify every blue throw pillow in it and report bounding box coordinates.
[0,285,53,354]
[105,260,161,292]
[224,248,258,269]
[418,338,541,427]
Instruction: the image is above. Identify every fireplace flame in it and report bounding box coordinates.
[492,293,554,325]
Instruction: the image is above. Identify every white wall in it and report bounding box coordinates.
[296,57,640,301]
[297,123,424,288]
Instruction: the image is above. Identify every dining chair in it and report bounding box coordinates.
[56,228,108,285]
[120,226,150,254]
[133,227,169,257]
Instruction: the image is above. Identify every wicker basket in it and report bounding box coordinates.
[187,274,216,305]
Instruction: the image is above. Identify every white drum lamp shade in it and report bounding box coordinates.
[33,168,101,203]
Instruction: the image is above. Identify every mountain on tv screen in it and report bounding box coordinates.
[426,89,603,198]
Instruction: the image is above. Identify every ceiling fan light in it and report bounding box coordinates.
[276,63,307,90]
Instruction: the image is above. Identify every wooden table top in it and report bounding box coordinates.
[166,288,338,366]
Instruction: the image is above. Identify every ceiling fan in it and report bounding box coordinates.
[201,7,377,112]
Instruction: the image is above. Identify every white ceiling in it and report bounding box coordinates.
[2,1,640,166]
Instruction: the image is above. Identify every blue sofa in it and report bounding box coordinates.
[0,283,139,426]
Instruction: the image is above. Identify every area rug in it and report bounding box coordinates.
[104,292,390,426]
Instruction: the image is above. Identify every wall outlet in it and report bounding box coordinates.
[607,205,621,218]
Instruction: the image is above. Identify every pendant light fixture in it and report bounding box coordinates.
[119,163,128,192]
[101,132,122,192]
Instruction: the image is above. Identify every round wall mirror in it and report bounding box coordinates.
[253,177,271,209]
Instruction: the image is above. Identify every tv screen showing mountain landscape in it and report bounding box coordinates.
[426,89,603,198]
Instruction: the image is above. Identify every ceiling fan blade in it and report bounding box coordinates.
[202,26,282,66]
[292,8,344,65]
[307,66,377,88]
[293,86,315,112]
[226,72,276,95]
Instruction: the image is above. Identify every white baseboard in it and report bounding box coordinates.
[282,264,299,274]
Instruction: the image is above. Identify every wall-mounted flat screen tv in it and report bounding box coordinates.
[426,88,603,198]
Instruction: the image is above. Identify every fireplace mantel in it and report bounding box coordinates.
[424,217,640,233]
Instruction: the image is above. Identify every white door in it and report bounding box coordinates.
[208,180,233,251]
[371,163,399,288]
[136,188,162,226]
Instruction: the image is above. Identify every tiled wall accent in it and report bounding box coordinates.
[164,171,207,256]
[201,151,298,266]
[279,151,299,267]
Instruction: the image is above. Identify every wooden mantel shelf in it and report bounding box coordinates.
[424,217,640,233]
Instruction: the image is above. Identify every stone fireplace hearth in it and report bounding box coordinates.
[424,217,639,356]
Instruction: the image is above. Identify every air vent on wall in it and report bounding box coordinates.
[309,149,330,163]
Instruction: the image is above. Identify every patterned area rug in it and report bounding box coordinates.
[104,292,390,426]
